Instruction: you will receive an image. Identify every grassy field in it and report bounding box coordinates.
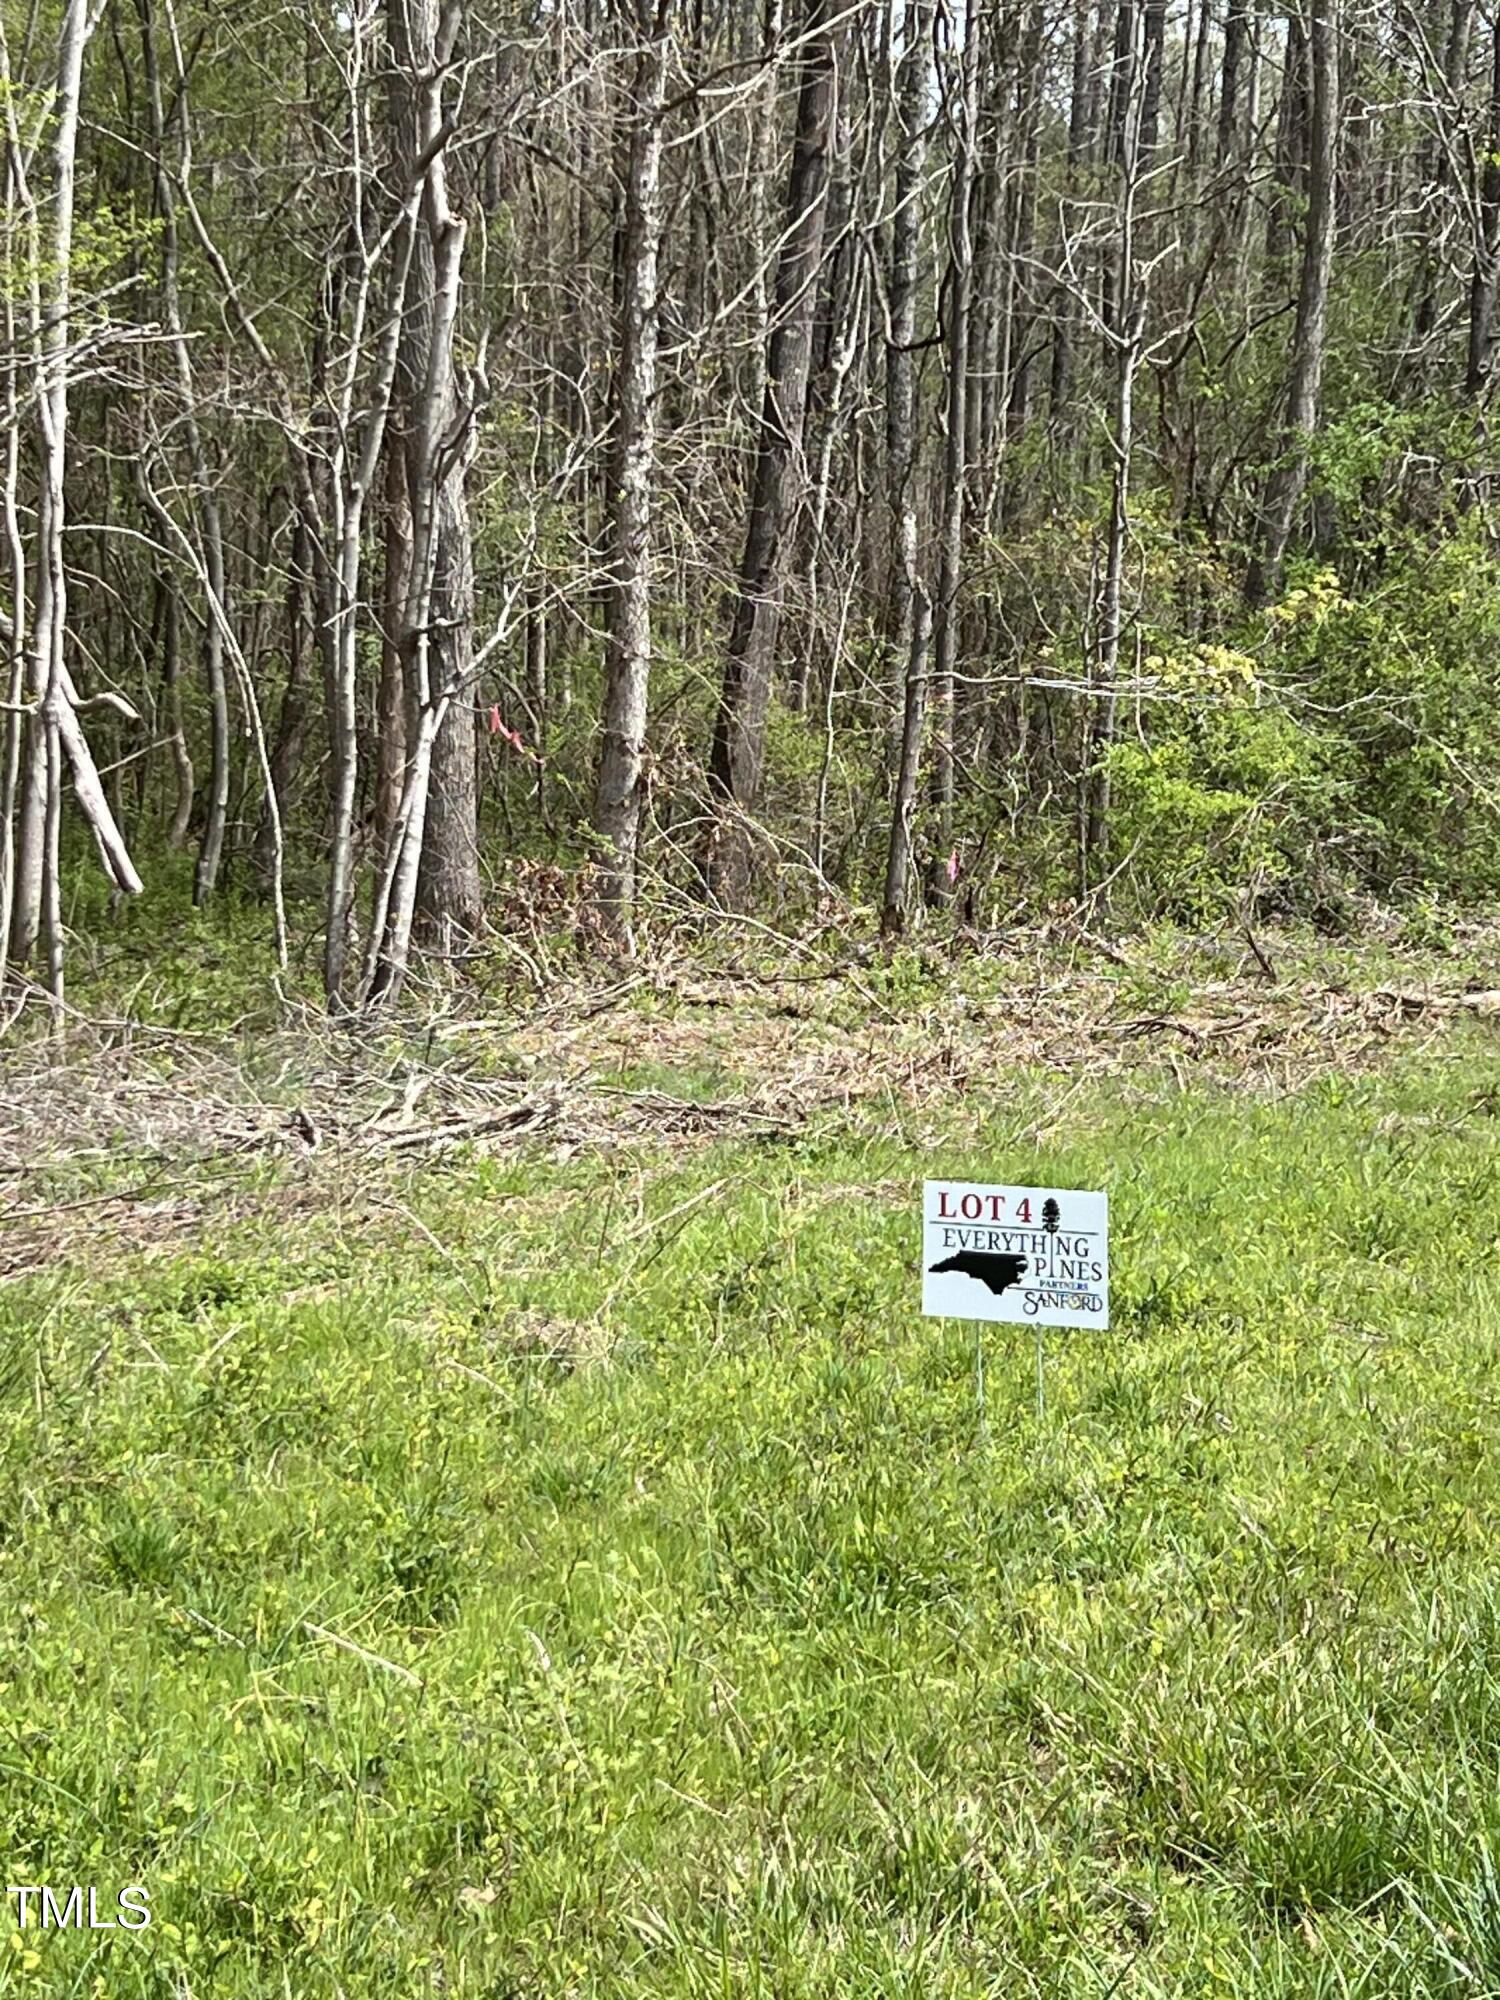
[3,939,1500,1996]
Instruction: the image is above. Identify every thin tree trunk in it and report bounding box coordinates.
[254,511,313,881]
[365,0,478,1004]
[0,17,33,987]
[704,0,836,907]
[883,589,933,933]
[1218,0,1247,162]
[1247,0,1338,604]
[162,588,194,849]
[1082,0,1152,892]
[413,483,481,948]
[1084,297,1142,890]
[745,0,787,436]
[881,0,931,934]
[135,0,230,907]
[593,0,671,941]
[1467,10,1500,393]
[375,439,410,861]
[9,0,142,988]
[1413,0,1472,349]
[1266,7,1310,269]
[1050,0,1096,432]
[396,0,483,959]
[792,70,856,716]
[1005,14,1044,448]
[924,0,979,907]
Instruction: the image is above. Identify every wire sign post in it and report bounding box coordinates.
[922,1181,1110,1426]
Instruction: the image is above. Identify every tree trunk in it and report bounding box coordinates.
[375,439,410,862]
[1247,0,1338,605]
[414,480,481,948]
[593,0,671,941]
[1082,0,1152,892]
[923,0,979,907]
[135,0,230,907]
[161,588,194,850]
[1413,0,1472,350]
[9,0,142,989]
[1266,8,1310,269]
[703,0,836,908]
[1467,10,1500,394]
[1005,13,1044,449]
[254,511,313,883]
[1218,0,1247,163]
[881,0,931,934]
[404,0,482,956]
[364,0,479,1004]
[1050,0,1097,432]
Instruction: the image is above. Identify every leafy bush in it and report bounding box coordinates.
[1265,528,1500,903]
[1102,705,1326,922]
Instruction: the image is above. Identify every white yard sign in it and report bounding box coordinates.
[922,1181,1110,1330]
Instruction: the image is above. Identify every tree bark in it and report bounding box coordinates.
[923,0,979,907]
[881,0,931,934]
[704,0,836,907]
[254,511,313,883]
[1247,0,1338,605]
[1467,9,1500,394]
[9,0,142,988]
[593,0,671,941]
[135,0,230,907]
[1050,0,1097,432]
[1081,0,1154,892]
[365,0,480,1003]
[375,439,411,863]
[399,0,483,952]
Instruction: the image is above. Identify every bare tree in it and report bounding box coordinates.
[5,0,142,1002]
[1468,6,1500,394]
[594,0,673,941]
[704,0,837,907]
[1082,0,1152,890]
[365,0,482,1005]
[134,0,232,906]
[1247,0,1339,604]
[881,0,933,934]
[923,0,979,907]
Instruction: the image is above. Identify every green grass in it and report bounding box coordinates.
[2,1038,1500,1995]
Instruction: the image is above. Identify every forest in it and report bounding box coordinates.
[2,0,1497,1010]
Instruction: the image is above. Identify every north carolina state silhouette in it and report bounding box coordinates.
[927,1251,1029,1297]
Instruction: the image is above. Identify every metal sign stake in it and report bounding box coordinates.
[974,1320,987,1441]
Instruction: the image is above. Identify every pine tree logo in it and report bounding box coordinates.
[1042,1197,1061,1235]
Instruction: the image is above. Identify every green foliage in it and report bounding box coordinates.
[1102,704,1323,922]
[1082,492,1500,923]
[1264,525,1500,902]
